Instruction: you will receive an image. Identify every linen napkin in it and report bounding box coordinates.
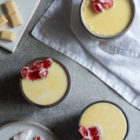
[32,0,140,109]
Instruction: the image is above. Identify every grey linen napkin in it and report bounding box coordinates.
[32,0,140,109]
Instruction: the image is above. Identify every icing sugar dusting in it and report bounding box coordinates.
[99,0,106,3]
[13,130,32,140]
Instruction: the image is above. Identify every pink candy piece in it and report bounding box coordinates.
[93,2,104,13]
[100,0,114,9]
[39,68,48,79]
[21,67,29,79]
[28,70,41,81]
[92,135,100,140]
[79,126,89,137]
[92,0,114,13]
[89,126,100,137]
[21,58,53,81]
[30,60,43,71]
[43,59,52,68]
[35,136,44,140]
[79,126,101,140]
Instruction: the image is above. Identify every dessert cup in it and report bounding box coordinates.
[20,57,71,108]
[80,0,135,39]
[79,101,128,140]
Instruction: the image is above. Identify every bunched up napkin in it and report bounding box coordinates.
[32,0,140,109]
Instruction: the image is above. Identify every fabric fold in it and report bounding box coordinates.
[32,0,140,110]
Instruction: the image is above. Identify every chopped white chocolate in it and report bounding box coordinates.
[10,12,22,27]
[4,0,17,15]
[0,15,8,28]
[4,0,22,28]
[0,30,16,42]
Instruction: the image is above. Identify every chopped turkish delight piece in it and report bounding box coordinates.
[21,58,53,81]
[92,0,114,13]
[79,126,89,137]
[28,70,41,81]
[89,126,100,136]
[30,60,43,71]
[21,67,29,79]
[35,136,44,140]
[39,68,48,79]
[43,59,53,68]
[92,135,100,140]
[93,2,104,13]
[79,126,101,140]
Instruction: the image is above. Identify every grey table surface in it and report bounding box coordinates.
[0,0,140,139]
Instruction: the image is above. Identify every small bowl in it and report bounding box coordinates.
[20,57,71,108]
[80,0,135,40]
[79,101,129,139]
[0,121,58,140]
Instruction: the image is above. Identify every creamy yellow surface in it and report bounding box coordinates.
[81,0,133,36]
[80,103,127,140]
[22,61,68,105]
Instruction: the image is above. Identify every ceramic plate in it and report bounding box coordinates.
[0,0,41,52]
[0,121,57,140]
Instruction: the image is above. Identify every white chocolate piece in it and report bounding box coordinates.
[10,12,22,27]
[4,0,17,15]
[0,15,8,28]
[0,30,16,42]
[4,0,22,28]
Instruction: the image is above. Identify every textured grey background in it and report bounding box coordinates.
[0,0,140,139]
